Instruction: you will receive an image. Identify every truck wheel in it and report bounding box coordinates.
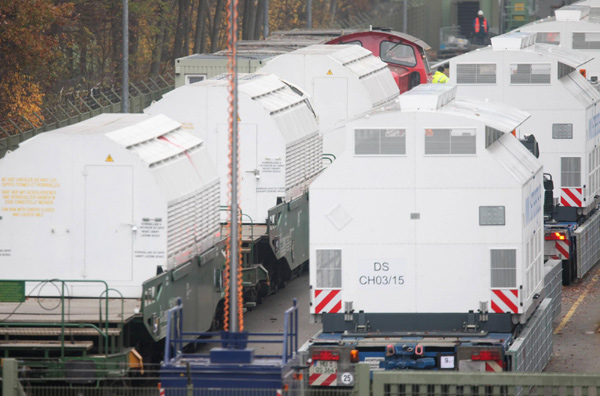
[409,72,421,89]
[562,259,572,286]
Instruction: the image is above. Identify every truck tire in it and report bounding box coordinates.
[562,259,572,286]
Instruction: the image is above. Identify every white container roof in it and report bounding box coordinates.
[562,70,600,107]
[487,33,593,68]
[145,73,321,221]
[555,5,590,21]
[398,85,530,133]
[258,44,399,131]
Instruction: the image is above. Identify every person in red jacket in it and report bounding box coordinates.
[473,10,489,45]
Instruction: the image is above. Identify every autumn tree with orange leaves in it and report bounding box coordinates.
[0,0,74,125]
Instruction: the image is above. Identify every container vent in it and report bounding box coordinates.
[485,126,504,148]
[167,180,220,263]
[510,64,550,84]
[490,249,516,288]
[552,123,573,139]
[535,32,560,46]
[316,249,342,288]
[285,133,322,192]
[355,128,406,155]
[456,64,496,84]
[572,32,600,50]
[557,62,575,80]
[425,128,476,155]
[561,157,581,187]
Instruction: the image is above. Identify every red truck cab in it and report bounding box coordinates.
[326,27,433,93]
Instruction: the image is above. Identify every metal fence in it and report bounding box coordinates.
[0,73,175,159]
[369,368,600,396]
[6,359,600,396]
[575,209,600,279]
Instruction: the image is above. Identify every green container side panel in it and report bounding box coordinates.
[141,244,225,342]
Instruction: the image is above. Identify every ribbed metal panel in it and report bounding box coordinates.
[561,157,581,187]
[285,132,322,193]
[544,260,562,321]
[573,32,600,49]
[536,32,560,45]
[557,62,575,79]
[166,180,219,262]
[456,64,496,84]
[316,249,342,288]
[510,64,551,84]
[575,209,600,278]
[507,298,553,372]
[485,126,504,148]
[425,128,475,155]
[491,249,517,288]
[355,129,406,155]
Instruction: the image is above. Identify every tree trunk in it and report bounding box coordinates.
[193,0,207,53]
[247,0,258,40]
[210,0,226,53]
[150,0,170,75]
[182,0,192,56]
[254,0,264,40]
[173,0,186,58]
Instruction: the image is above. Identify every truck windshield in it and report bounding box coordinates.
[380,41,417,67]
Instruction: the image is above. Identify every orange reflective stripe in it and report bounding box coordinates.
[475,18,480,33]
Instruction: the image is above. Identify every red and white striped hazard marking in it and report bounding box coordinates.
[561,188,583,207]
[556,239,571,260]
[485,360,503,372]
[491,289,519,314]
[309,373,337,386]
[314,289,342,314]
[158,384,165,396]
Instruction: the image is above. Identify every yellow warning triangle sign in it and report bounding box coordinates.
[327,69,333,75]
[238,116,241,122]
[105,154,114,162]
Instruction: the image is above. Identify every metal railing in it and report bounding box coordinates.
[365,364,600,396]
[163,298,299,364]
[0,279,119,357]
[5,359,600,396]
[0,73,175,159]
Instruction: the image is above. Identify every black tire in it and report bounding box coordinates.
[562,259,572,286]
[409,72,421,90]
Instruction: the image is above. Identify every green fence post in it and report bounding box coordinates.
[355,362,371,396]
[2,358,25,396]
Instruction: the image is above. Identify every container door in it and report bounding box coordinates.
[84,166,133,281]
[314,78,348,131]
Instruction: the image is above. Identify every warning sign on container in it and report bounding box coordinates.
[1,177,59,218]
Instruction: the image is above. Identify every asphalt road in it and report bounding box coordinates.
[545,264,600,373]
[200,264,600,373]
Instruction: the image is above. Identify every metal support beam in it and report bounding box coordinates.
[2,359,25,396]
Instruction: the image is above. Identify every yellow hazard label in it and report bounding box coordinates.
[105,155,114,162]
[327,69,333,75]
[238,116,241,122]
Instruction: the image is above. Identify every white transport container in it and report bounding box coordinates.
[309,84,544,328]
[145,73,321,223]
[448,31,600,214]
[258,44,399,157]
[0,114,220,297]
[514,5,600,81]
[574,0,600,17]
